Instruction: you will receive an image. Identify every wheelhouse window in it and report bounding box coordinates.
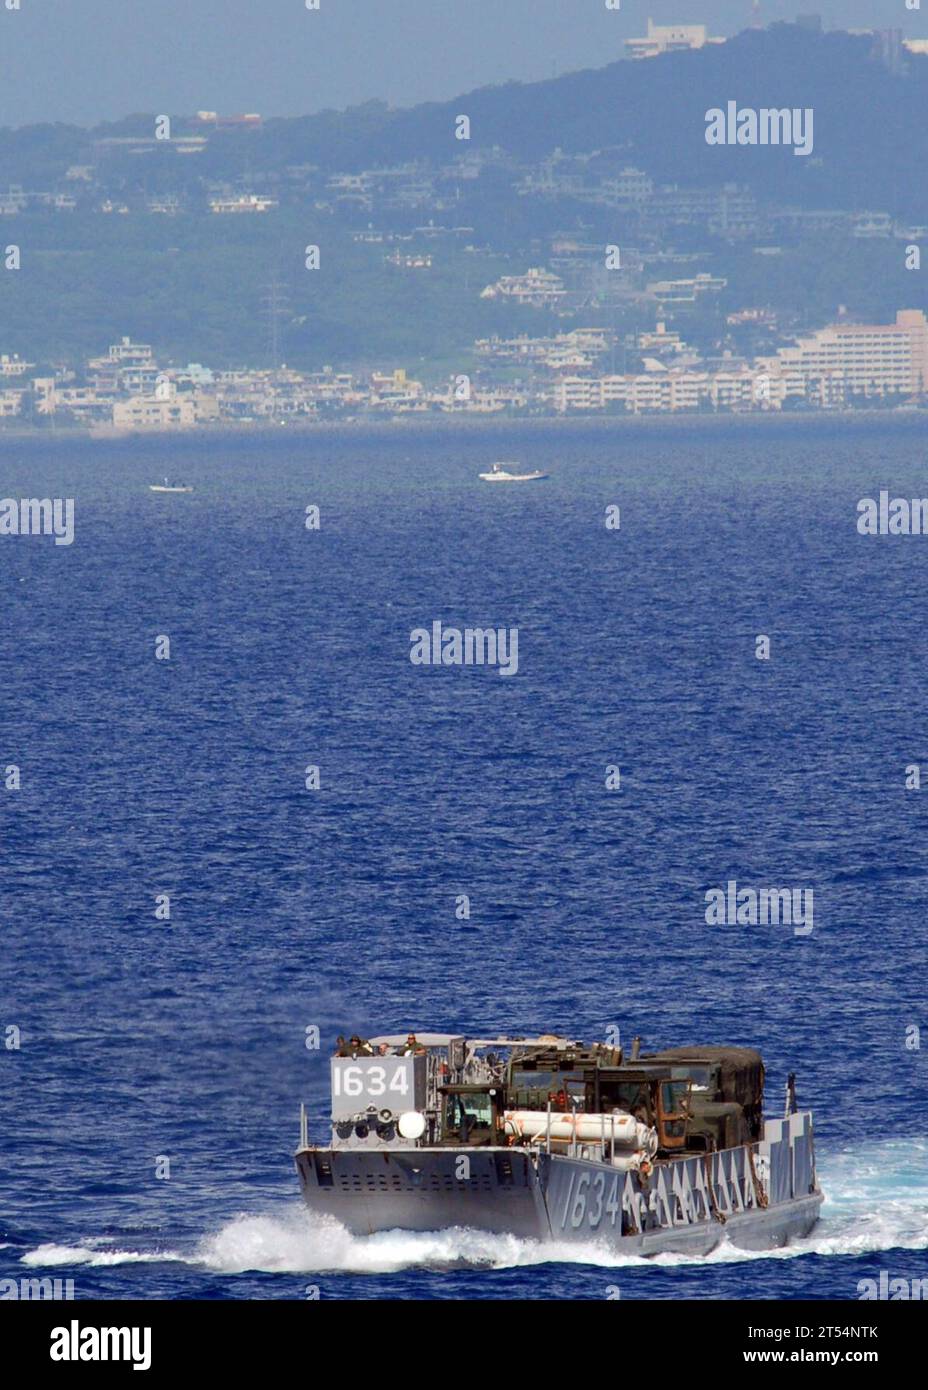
[597,1081,651,1121]
[658,1080,691,1147]
[444,1089,496,1141]
[509,1070,586,1111]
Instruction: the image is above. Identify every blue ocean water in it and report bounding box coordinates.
[1,419,927,1301]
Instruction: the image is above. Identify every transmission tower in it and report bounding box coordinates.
[261,272,290,369]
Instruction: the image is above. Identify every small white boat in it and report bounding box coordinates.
[149,478,193,494]
[478,461,548,483]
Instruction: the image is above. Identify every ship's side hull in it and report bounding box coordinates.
[296,1116,823,1256]
[539,1149,822,1254]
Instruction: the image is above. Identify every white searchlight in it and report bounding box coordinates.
[397,1111,427,1140]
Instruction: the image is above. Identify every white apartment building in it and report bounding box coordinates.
[852,212,894,238]
[554,366,784,414]
[0,186,28,215]
[638,323,689,357]
[553,376,628,412]
[113,386,219,429]
[475,327,612,368]
[644,183,760,239]
[209,194,278,213]
[600,168,654,203]
[480,267,566,308]
[626,372,712,413]
[0,353,34,376]
[760,310,928,398]
[647,272,728,304]
[106,337,154,366]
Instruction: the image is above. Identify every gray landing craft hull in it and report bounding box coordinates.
[295,1144,823,1256]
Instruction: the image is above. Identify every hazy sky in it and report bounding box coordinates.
[0,0,923,128]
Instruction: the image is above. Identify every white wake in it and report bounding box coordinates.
[19,1139,928,1275]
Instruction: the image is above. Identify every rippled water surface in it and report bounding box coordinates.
[2,421,927,1299]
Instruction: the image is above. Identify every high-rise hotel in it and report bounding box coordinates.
[761,310,928,401]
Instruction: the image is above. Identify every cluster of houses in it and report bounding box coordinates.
[2,137,925,257]
[2,309,925,432]
[0,339,529,426]
[475,253,733,316]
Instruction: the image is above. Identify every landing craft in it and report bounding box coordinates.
[296,1033,823,1254]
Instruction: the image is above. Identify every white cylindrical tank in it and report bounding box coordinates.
[574,1145,651,1170]
[610,1151,653,1171]
[504,1110,655,1153]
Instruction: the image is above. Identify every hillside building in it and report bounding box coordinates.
[625,20,725,60]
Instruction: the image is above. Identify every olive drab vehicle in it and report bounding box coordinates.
[295,1033,823,1253]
